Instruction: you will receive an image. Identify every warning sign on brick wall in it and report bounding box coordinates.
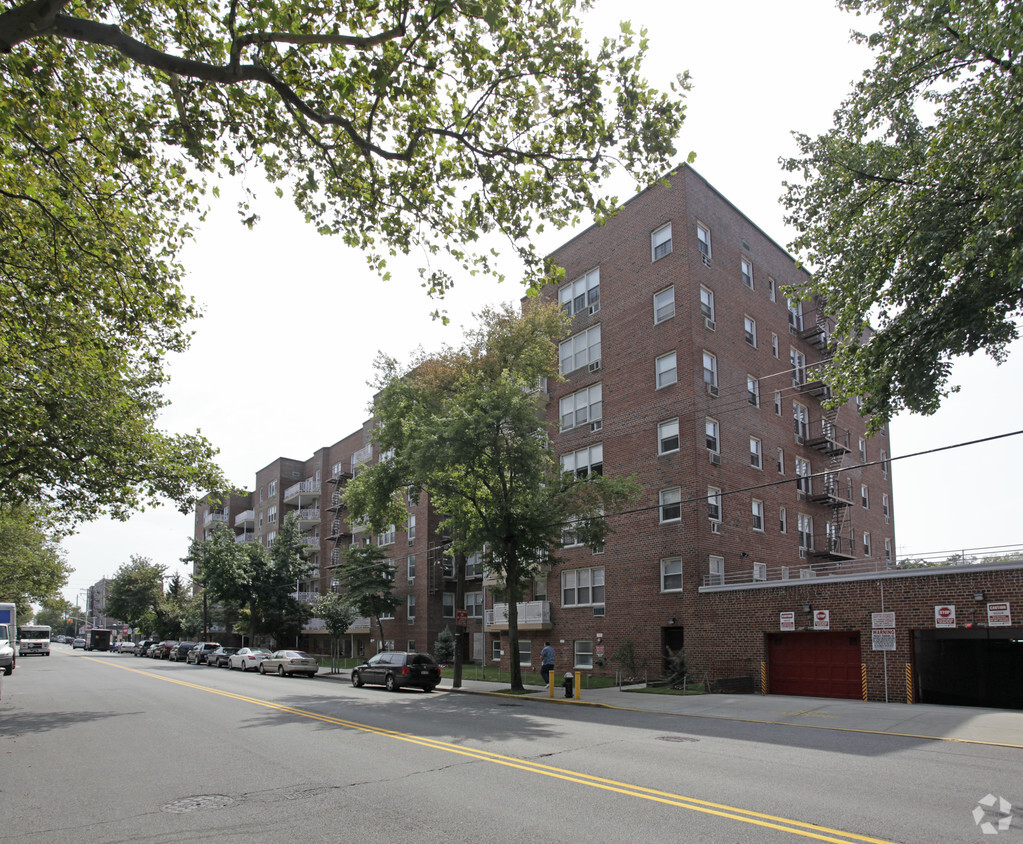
[872,629,896,651]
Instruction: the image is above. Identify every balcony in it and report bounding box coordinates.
[234,531,256,544]
[293,507,320,524]
[284,478,319,504]
[485,600,552,632]
[203,511,229,528]
[809,478,853,508]
[810,532,857,561]
[291,591,320,602]
[234,509,255,528]
[348,616,373,634]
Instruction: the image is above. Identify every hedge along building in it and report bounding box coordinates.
[507,164,1021,708]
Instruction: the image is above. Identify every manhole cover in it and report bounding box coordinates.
[656,735,699,743]
[162,795,235,814]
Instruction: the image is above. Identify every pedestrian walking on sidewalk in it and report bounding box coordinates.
[540,641,555,686]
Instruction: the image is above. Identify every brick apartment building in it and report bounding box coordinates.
[194,166,1022,708]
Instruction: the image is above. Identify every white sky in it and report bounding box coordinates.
[59,0,1023,605]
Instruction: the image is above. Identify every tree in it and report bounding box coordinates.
[434,626,455,665]
[256,514,316,647]
[782,0,1023,427]
[344,302,639,690]
[0,503,71,609]
[105,555,167,634]
[316,593,357,673]
[35,596,75,635]
[336,544,399,648]
[185,528,251,639]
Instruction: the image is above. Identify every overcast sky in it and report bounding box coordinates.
[59,0,1023,605]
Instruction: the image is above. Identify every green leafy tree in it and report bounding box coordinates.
[0,503,71,610]
[184,527,251,639]
[344,302,640,690]
[336,544,399,647]
[782,0,1023,426]
[105,555,167,635]
[254,514,315,648]
[316,593,357,672]
[35,597,75,634]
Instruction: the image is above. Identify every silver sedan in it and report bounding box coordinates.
[259,650,319,678]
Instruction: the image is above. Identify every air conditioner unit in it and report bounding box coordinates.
[702,255,712,268]
[589,303,600,316]
[798,548,807,559]
[710,521,721,534]
[588,360,601,373]
[709,451,721,466]
[797,491,806,501]
[593,606,605,617]
[704,317,716,331]
[706,383,719,396]
[590,420,602,432]
[408,538,415,546]
[795,434,805,445]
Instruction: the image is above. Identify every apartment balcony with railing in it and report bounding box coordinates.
[234,531,256,544]
[485,600,552,631]
[293,507,320,524]
[203,511,229,528]
[284,478,319,504]
[234,509,255,528]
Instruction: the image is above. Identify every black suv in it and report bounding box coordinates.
[350,651,441,692]
[168,642,196,662]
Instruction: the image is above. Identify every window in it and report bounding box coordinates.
[268,479,278,496]
[407,594,415,622]
[559,324,601,374]
[771,333,779,358]
[515,640,531,667]
[259,486,264,503]
[442,593,455,618]
[749,437,762,468]
[707,486,722,522]
[708,555,724,586]
[659,487,682,523]
[859,437,867,462]
[562,566,605,607]
[466,551,485,578]
[884,538,892,561]
[882,493,890,524]
[656,352,677,388]
[768,277,777,302]
[562,443,603,478]
[881,450,889,479]
[752,499,765,531]
[407,555,416,580]
[744,315,757,346]
[574,640,594,669]
[559,267,600,317]
[265,530,276,545]
[492,639,501,661]
[741,257,754,289]
[861,484,869,509]
[779,507,787,533]
[653,286,675,323]
[559,383,602,431]
[267,505,277,524]
[787,298,803,331]
[747,375,760,407]
[790,348,806,385]
[697,222,712,259]
[753,561,767,582]
[793,402,809,440]
[660,557,683,592]
[795,457,811,496]
[377,524,395,546]
[702,351,718,389]
[407,514,416,544]
[700,286,715,322]
[863,532,872,556]
[658,419,680,455]
[798,513,813,549]
[466,592,484,618]
[652,223,673,261]
[777,447,785,474]
[705,418,720,453]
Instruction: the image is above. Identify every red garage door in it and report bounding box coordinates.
[767,632,862,699]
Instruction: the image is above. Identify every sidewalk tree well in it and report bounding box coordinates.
[782,0,1023,427]
[344,302,640,691]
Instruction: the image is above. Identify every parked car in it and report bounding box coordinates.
[114,641,133,653]
[169,642,196,662]
[72,638,86,650]
[145,642,161,657]
[228,647,272,672]
[206,646,238,668]
[350,651,441,692]
[259,650,319,678]
[134,639,157,657]
[186,642,221,665]
[154,640,178,659]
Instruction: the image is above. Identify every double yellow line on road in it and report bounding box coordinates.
[95,657,895,844]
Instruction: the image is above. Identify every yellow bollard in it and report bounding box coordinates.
[861,664,867,701]
[761,661,767,695]
[575,671,582,700]
[905,664,914,704]
[549,675,554,699]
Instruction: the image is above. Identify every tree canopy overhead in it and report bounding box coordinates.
[782,0,1023,426]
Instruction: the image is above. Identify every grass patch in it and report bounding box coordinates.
[625,683,708,696]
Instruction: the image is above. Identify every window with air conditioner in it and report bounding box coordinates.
[559,324,601,374]
[562,566,604,607]
[707,486,722,523]
[702,351,718,391]
[558,267,600,317]
[652,223,672,261]
[658,418,680,455]
[660,487,682,523]
[705,418,720,454]
[656,351,677,389]
[653,286,675,324]
[407,555,416,580]
[700,286,715,324]
[559,383,602,432]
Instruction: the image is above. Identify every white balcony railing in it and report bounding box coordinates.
[234,509,255,527]
[284,478,319,501]
[294,507,320,522]
[486,600,551,627]
[203,511,229,527]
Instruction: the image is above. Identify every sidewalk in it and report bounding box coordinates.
[442,677,1023,748]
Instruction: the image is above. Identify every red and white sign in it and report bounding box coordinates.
[872,612,895,629]
[988,602,1012,627]
[934,605,956,628]
[780,612,795,631]
[813,610,830,630]
[455,609,468,627]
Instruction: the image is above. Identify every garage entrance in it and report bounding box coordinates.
[913,628,1023,709]
[767,631,862,699]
